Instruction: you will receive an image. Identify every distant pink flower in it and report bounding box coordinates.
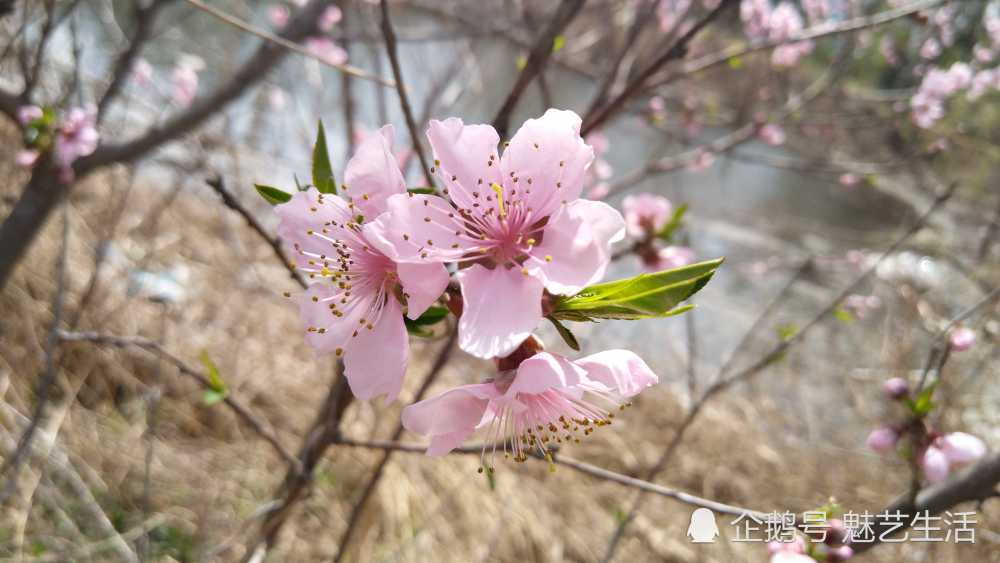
[767,3,813,67]
[401,349,657,459]
[968,69,998,101]
[949,327,976,351]
[15,149,39,167]
[171,63,199,107]
[54,106,98,169]
[268,4,289,28]
[647,246,695,272]
[758,123,786,146]
[319,5,342,31]
[17,105,43,125]
[974,44,994,63]
[132,57,153,86]
[688,148,715,172]
[587,183,610,200]
[838,173,861,187]
[623,193,672,238]
[866,426,898,455]
[883,377,909,399]
[843,293,880,318]
[368,110,625,359]
[268,87,287,110]
[802,0,829,24]
[276,126,449,402]
[648,96,667,120]
[880,36,898,66]
[938,432,987,466]
[585,131,609,155]
[305,37,348,65]
[920,38,941,60]
[921,445,950,483]
[658,0,691,33]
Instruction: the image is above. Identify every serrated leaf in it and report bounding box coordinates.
[199,350,226,393]
[547,316,580,351]
[550,258,722,322]
[312,120,336,194]
[655,204,688,243]
[254,184,292,205]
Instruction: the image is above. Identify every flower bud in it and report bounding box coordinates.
[948,327,976,352]
[866,426,898,455]
[938,432,986,466]
[827,545,854,562]
[882,377,910,399]
[920,445,950,483]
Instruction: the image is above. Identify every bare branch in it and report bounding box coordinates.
[96,0,170,124]
[491,0,585,139]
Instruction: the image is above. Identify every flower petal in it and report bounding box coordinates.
[276,188,355,271]
[343,297,408,402]
[343,125,406,219]
[532,199,625,295]
[426,118,503,211]
[573,350,658,397]
[500,109,594,218]
[366,193,477,263]
[506,352,588,396]
[401,382,499,456]
[395,261,449,320]
[456,264,543,359]
[294,284,368,355]
[939,432,986,465]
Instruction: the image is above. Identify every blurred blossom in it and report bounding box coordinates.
[688,148,714,172]
[702,0,721,8]
[648,95,667,121]
[587,183,610,200]
[131,57,153,86]
[319,5,343,32]
[54,106,99,178]
[882,377,910,399]
[758,123,786,146]
[843,293,881,318]
[15,149,39,168]
[268,87,287,110]
[879,36,898,66]
[948,326,976,351]
[268,4,289,28]
[624,193,672,238]
[866,426,898,455]
[938,432,987,465]
[920,445,950,483]
[306,37,348,66]
[171,63,199,107]
[585,131,609,155]
[920,38,941,60]
[827,546,854,562]
[593,159,613,180]
[967,68,999,101]
[974,43,994,63]
[838,173,860,187]
[17,105,43,125]
[658,0,691,33]
[647,246,695,272]
[802,0,829,24]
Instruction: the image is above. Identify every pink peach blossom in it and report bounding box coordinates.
[17,105,43,125]
[866,426,898,455]
[921,445,950,483]
[268,4,289,28]
[319,5,342,32]
[54,106,98,170]
[758,123,786,146]
[949,327,976,351]
[587,183,610,200]
[305,37,348,66]
[882,377,909,399]
[938,432,987,465]
[401,349,657,460]
[623,193,672,238]
[276,126,449,402]
[368,110,625,359]
[171,63,199,107]
[648,246,695,272]
[15,149,39,167]
[920,38,941,60]
[838,173,860,187]
[131,57,153,86]
[688,148,715,172]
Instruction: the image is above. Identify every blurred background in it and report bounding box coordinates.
[0,0,997,561]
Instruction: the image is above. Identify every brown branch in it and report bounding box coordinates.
[96,0,170,124]
[379,0,434,186]
[53,330,300,472]
[333,328,458,562]
[581,0,738,136]
[491,0,586,139]
[205,176,307,289]
[583,0,661,118]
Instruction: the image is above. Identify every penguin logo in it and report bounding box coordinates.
[687,508,719,543]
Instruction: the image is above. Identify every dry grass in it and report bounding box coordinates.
[0,141,997,563]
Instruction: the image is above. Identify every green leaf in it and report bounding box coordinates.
[655,204,688,243]
[254,184,292,205]
[727,56,743,69]
[547,316,580,351]
[199,350,226,393]
[312,120,336,194]
[202,389,226,406]
[407,187,437,195]
[776,323,798,342]
[550,258,722,322]
[404,306,449,337]
[552,35,566,53]
[515,55,527,70]
[293,173,305,191]
[908,381,938,417]
[833,307,853,323]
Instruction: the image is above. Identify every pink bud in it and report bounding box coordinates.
[17,105,43,125]
[838,173,860,187]
[758,123,786,146]
[866,426,898,455]
[15,149,40,167]
[948,327,976,352]
[938,432,986,466]
[828,545,854,561]
[268,5,289,28]
[319,5,342,31]
[921,446,950,483]
[882,377,909,399]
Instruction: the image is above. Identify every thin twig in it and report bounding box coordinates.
[96,0,168,123]
[379,0,434,186]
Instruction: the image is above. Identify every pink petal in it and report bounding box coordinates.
[294,284,368,354]
[343,297,408,403]
[939,432,986,465]
[573,350,658,397]
[395,261,449,320]
[506,352,588,396]
[365,193,475,263]
[866,426,898,455]
[15,150,39,167]
[622,193,672,238]
[500,109,594,218]
[426,118,503,211]
[343,124,406,219]
[532,199,625,295]
[456,264,543,359]
[401,382,499,456]
[275,188,355,270]
[921,446,950,483]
